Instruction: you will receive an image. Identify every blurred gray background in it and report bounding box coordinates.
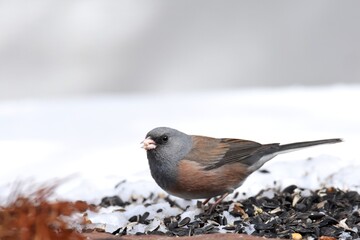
[0,1,359,100]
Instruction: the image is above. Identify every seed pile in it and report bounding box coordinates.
[98,186,360,239]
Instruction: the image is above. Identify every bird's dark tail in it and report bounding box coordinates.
[246,138,342,172]
[278,138,342,153]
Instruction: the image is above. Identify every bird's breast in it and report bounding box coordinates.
[167,159,250,199]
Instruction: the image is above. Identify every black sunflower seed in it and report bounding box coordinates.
[128,215,139,222]
[168,221,178,230]
[222,226,235,231]
[139,212,150,224]
[308,212,325,220]
[178,217,191,227]
[100,195,125,207]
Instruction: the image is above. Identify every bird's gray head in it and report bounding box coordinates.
[142,127,193,191]
[142,127,192,163]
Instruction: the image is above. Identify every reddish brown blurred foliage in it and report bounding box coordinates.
[0,181,96,240]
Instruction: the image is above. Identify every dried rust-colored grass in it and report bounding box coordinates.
[0,181,96,240]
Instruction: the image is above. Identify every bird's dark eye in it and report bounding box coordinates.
[162,135,168,142]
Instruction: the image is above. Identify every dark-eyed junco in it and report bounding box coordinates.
[142,127,342,209]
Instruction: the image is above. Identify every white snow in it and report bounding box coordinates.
[243,224,256,235]
[0,85,359,233]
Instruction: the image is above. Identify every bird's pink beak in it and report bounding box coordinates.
[141,137,156,150]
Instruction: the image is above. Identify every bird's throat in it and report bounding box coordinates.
[147,152,178,192]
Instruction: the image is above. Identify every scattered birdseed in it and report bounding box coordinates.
[86,186,360,239]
